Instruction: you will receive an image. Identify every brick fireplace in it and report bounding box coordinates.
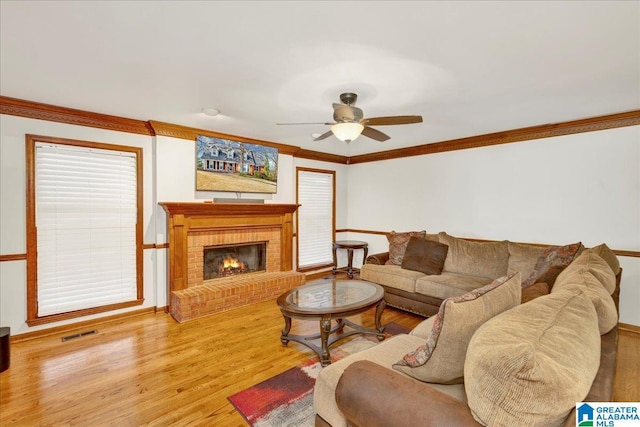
[159,202,305,322]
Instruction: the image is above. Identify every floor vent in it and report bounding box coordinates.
[61,330,98,342]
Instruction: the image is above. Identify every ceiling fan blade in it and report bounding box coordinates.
[276,122,334,125]
[363,115,423,126]
[313,130,334,141]
[361,126,390,142]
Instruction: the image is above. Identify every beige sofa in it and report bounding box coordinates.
[361,231,620,317]
[314,240,622,427]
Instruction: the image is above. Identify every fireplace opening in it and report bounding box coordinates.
[203,242,267,280]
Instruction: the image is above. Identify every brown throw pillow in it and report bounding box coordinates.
[522,242,583,287]
[386,230,427,265]
[401,237,449,275]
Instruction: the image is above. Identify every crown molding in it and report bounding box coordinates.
[347,110,640,164]
[0,96,154,136]
[148,120,349,163]
[148,120,301,156]
[293,148,349,164]
[2,96,637,165]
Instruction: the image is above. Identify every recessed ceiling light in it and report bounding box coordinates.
[202,107,220,117]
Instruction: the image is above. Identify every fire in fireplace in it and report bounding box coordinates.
[203,242,267,280]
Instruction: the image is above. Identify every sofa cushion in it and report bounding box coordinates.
[556,250,616,294]
[313,334,424,427]
[392,273,521,384]
[522,241,583,287]
[437,232,509,279]
[360,264,425,293]
[401,237,449,275]
[507,241,546,280]
[465,289,601,427]
[589,243,620,275]
[415,272,493,300]
[552,253,618,334]
[409,315,436,340]
[521,282,550,303]
[386,230,427,265]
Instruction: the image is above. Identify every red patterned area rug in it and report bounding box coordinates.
[228,323,410,427]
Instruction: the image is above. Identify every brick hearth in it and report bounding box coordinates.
[170,271,305,322]
[160,202,302,322]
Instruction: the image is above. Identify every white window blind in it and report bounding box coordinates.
[297,170,334,268]
[35,142,138,316]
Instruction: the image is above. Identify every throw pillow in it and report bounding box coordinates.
[400,237,449,275]
[522,242,583,287]
[520,282,550,303]
[465,289,600,427]
[393,272,521,384]
[386,230,427,265]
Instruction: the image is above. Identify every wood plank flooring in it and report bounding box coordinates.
[1,293,638,426]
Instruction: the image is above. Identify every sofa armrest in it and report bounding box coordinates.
[365,252,389,265]
[336,361,482,427]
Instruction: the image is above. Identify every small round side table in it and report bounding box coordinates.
[332,240,368,279]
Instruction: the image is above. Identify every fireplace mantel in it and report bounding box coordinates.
[159,202,300,313]
[160,202,300,217]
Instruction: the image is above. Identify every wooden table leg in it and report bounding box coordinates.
[320,314,332,366]
[347,248,355,278]
[374,300,386,340]
[280,315,292,346]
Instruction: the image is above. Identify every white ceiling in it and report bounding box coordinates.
[1,1,638,157]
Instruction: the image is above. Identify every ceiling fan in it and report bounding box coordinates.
[277,92,423,143]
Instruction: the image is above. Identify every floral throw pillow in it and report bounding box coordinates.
[522,242,583,288]
[386,230,427,265]
[393,273,521,384]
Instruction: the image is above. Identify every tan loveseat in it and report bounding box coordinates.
[361,231,620,317]
[314,245,622,427]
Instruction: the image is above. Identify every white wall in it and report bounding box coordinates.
[347,125,640,325]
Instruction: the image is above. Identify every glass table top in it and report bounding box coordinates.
[284,280,382,310]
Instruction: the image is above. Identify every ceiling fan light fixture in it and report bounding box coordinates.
[331,122,364,143]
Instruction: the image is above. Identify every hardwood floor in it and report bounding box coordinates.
[613,329,640,402]
[1,293,637,426]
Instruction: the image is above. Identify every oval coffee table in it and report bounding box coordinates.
[277,279,386,366]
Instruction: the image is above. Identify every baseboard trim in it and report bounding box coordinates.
[618,322,640,334]
[11,307,157,343]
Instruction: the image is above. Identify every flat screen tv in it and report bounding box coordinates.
[196,135,278,194]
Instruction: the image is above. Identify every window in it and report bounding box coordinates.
[26,135,143,326]
[296,168,335,270]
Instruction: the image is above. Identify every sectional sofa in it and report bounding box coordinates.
[314,232,622,427]
[361,231,621,316]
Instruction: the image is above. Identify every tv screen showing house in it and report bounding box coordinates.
[196,135,278,193]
